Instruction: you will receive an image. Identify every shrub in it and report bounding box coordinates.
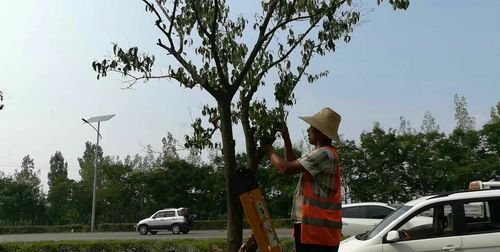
[0,239,227,252]
[0,219,293,234]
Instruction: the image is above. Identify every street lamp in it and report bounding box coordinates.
[82,114,115,232]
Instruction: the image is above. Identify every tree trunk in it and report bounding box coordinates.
[218,98,243,252]
[240,97,265,173]
[239,97,265,252]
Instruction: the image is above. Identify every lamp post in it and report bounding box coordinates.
[82,114,115,232]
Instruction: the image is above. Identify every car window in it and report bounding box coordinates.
[368,206,394,219]
[462,198,500,234]
[165,211,176,217]
[154,211,168,218]
[343,206,368,218]
[393,204,453,241]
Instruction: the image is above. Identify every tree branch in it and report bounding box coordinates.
[191,0,229,89]
[156,40,219,98]
[143,1,167,36]
[109,69,177,89]
[189,0,211,38]
[143,0,183,55]
[257,18,321,79]
[240,100,259,171]
[144,0,220,98]
[230,0,280,96]
[153,0,175,35]
[155,0,184,54]
[151,1,221,98]
[239,22,277,103]
[209,0,230,89]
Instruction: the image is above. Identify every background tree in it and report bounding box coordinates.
[454,94,476,131]
[478,119,500,180]
[47,151,73,224]
[490,102,500,123]
[75,142,104,225]
[48,151,68,187]
[78,142,103,184]
[16,155,40,186]
[93,1,409,249]
[420,111,440,133]
[353,124,408,203]
[97,160,133,223]
[0,175,16,225]
[398,116,416,135]
[162,132,179,160]
[455,107,500,183]
[13,155,45,225]
[0,100,497,226]
[338,139,363,203]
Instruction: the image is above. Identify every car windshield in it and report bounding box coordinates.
[359,205,412,240]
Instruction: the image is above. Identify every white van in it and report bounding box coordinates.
[339,189,500,252]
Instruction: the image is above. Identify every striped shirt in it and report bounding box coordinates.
[291,146,337,223]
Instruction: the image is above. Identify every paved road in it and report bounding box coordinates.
[0,229,292,242]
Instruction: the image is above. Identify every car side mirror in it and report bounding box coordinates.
[386,230,400,242]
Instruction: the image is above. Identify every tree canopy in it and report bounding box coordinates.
[92,1,409,248]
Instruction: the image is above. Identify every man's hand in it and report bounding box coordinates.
[258,130,275,149]
[259,132,274,155]
[276,127,290,142]
[260,143,273,155]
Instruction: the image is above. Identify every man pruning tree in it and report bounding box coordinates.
[261,107,342,252]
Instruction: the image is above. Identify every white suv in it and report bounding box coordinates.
[135,208,193,235]
[340,189,500,252]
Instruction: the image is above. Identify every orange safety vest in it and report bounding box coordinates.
[301,145,342,246]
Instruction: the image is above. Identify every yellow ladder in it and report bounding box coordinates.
[234,168,282,252]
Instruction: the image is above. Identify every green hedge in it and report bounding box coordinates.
[0,219,293,234]
[97,223,135,232]
[0,225,89,234]
[0,238,295,252]
[193,219,292,230]
[193,220,227,230]
[0,239,227,252]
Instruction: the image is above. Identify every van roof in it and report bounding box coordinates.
[405,189,500,207]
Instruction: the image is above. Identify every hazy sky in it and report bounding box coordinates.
[1,1,499,190]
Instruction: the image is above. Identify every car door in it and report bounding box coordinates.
[163,210,176,227]
[151,211,168,229]
[382,203,462,252]
[460,198,500,252]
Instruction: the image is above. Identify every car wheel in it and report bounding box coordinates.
[138,224,149,235]
[181,229,190,234]
[171,224,181,234]
[150,231,158,235]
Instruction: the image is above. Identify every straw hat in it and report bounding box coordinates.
[299,107,341,143]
